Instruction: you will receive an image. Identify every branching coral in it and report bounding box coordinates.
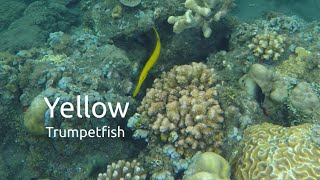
[168,0,234,38]
[248,31,286,61]
[133,62,224,157]
[234,122,320,180]
[97,159,146,180]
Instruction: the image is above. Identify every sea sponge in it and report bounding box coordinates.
[24,94,48,134]
[133,62,224,157]
[234,122,320,180]
[97,159,146,180]
[168,0,234,38]
[248,31,285,61]
[183,152,231,180]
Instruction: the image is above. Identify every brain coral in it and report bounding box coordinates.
[234,122,320,180]
[137,62,224,156]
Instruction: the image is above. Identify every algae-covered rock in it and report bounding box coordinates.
[0,1,79,52]
[120,0,141,7]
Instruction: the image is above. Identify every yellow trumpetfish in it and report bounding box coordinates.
[133,27,161,97]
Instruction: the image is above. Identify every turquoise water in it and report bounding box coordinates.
[233,0,320,21]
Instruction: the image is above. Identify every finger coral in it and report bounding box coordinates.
[234,122,320,180]
[134,62,224,157]
[248,31,286,61]
[168,0,234,38]
[97,159,146,180]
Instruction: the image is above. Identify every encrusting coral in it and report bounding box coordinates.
[289,82,320,117]
[234,122,320,180]
[248,31,286,61]
[239,63,273,101]
[183,152,231,180]
[97,159,146,180]
[168,0,234,38]
[24,93,48,135]
[134,62,224,157]
[275,47,311,78]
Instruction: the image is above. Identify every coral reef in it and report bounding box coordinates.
[268,16,304,33]
[151,170,174,180]
[183,152,231,180]
[0,1,79,52]
[239,63,273,95]
[248,31,286,61]
[86,0,155,39]
[269,80,289,103]
[0,54,19,122]
[0,1,26,31]
[275,47,311,78]
[288,82,320,119]
[231,15,303,49]
[129,62,224,156]
[168,0,234,38]
[239,63,320,124]
[234,122,320,180]
[2,0,320,178]
[97,159,146,180]
[12,29,141,178]
[47,31,71,52]
[131,141,190,179]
